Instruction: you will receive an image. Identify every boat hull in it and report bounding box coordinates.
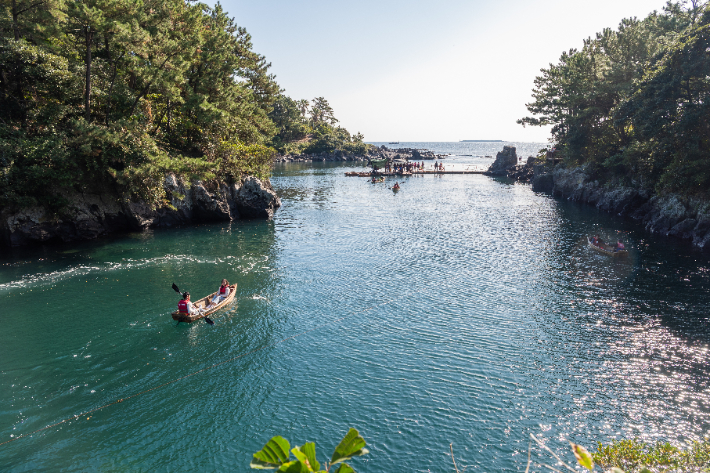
[587,239,628,257]
[171,284,237,322]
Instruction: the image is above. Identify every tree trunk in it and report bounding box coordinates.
[84,26,93,122]
[12,0,20,40]
[167,99,171,132]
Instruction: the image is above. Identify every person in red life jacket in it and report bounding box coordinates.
[209,279,231,306]
[178,292,202,315]
[615,240,626,252]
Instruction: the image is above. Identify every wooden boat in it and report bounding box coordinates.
[171,284,237,323]
[587,238,628,257]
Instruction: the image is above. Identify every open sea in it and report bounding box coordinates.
[1,142,709,471]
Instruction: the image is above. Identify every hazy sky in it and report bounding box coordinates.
[218,0,671,142]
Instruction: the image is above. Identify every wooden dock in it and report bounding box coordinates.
[413,170,486,175]
[346,168,487,177]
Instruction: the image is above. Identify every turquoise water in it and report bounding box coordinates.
[2,159,710,471]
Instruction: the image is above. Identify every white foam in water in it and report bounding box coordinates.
[0,253,270,294]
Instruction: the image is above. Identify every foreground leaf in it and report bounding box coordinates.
[277,460,310,473]
[333,463,355,473]
[331,428,369,465]
[251,436,291,469]
[300,442,320,471]
[571,443,594,471]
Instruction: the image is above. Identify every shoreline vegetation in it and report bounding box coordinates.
[518,1,709,198]
[478,1,710,251]
[0,0,367,247]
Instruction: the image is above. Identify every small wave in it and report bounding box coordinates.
[0,254,270,293]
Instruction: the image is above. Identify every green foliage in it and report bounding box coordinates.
[0,0,282,211]
[216,141,274,182]
[519,1,710,196]
[594,439,710,472]
[268,95,370,155]
[251,436,292,469]
[251,428,369,473]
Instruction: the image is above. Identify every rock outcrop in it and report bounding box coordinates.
[1,176,281,247]
[235,177,281,219]
[485,146,519,176]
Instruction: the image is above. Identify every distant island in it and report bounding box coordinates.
[461,140,504,142]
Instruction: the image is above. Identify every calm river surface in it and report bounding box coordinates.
[2,144,710,471]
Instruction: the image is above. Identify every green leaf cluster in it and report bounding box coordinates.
[519,1,710,196]
[251,428,369,473]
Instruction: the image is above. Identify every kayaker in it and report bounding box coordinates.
[178,292,202,315]
[210,279,231,305]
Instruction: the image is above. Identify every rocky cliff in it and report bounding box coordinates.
[481,145,710,250]
[1,176,281,247]
[536,165,710,250]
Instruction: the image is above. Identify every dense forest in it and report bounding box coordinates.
[0,0,365,212]
[519,1,710,197]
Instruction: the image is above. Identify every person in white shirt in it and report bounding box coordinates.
[210,279,231,306]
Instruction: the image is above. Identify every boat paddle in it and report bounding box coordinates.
[172,283,214,326]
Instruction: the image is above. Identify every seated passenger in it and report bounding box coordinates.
[211,279,231,305]
[615,240,625,251]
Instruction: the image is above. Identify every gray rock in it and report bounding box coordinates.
[235,177,281,219]
[1,175,280,247]
[485,146,518,176]
[532,170,554,193]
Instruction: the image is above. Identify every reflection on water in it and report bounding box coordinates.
[1,160,709,472]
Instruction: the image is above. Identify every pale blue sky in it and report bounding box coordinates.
[219,0,671,142]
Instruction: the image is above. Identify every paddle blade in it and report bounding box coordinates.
[172,283,180,293]
[204,317,215,326]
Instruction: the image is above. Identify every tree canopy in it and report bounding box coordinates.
[268,95,367,156]
[0,0,366,212]
[519,1,710,196]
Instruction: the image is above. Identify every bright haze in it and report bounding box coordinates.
[218,0,670,142]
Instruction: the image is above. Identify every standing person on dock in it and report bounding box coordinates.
[434,161,438,171]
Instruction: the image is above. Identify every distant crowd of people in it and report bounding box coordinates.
[385,161,425,173]
[381,161,447,173]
